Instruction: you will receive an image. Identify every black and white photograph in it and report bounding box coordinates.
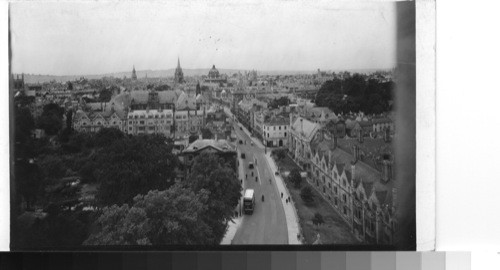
[8,0,416,250]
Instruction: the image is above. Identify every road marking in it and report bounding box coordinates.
[255,154,262,186]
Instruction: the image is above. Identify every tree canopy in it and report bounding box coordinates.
[93,134,178,205]
[38,103,65,135]
[268,97,290,109]
[185,153,242,240]
[288,168,302,189]
[84,184,215,245]
[314,75,394,115]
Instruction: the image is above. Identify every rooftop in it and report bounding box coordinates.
[183,139,236,153]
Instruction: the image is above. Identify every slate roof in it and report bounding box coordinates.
[291,117,320,141]
[182,139,236,153]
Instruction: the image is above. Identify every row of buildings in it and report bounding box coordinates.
[230,88,397,245]
[72,89,210,139]
[288,113,396,245]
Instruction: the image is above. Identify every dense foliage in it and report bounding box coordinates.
[288,168,302,189]
[268,97,290,109]
[37,103,65,135]
[184,153,242,241]
[314,74,394,114]
[300,186,314,204]
[84,185,214,245]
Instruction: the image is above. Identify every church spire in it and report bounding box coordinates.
[177,57,181,68]
[131,65,137,80]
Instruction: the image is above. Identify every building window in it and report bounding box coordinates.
[279,126,281,130]
[342,194,346,202]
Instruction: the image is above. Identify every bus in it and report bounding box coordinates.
[243,189,255,214]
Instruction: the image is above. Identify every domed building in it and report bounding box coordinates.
[205,65,227,83]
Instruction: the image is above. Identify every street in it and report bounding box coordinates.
[228,109,288,244]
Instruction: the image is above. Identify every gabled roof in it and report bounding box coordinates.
[291,117,320,141]
[182,139,236,153]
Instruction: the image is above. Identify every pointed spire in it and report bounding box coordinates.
[177,57,181,68]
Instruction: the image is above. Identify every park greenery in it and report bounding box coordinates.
[12,99,241,247]
[300,186,315,204]
[267,96,290,109]
[314,74,395,114]
[288,168,303,189]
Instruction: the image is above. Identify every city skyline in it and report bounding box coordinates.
[10,1,397,76]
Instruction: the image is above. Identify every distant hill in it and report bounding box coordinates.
[18,68,391,84]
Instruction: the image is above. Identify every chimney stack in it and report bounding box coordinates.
[358,128,364,143]
[352,145,359,162]
[382,159,392,182]
[351,161,356,182]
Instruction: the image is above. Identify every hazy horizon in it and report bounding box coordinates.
[10,1,397,76]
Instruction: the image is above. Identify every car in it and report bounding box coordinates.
[239,140,243,144]
[250,141,254,146]
[241,153,246,159]
[275,171,280,176]
[248,162,254,169]
[240,127,242,130]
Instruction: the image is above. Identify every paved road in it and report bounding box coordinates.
[229,114,288,244]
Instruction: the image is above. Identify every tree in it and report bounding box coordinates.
[201,128,214,139]
[20,209,92,248]
[154,85,171,91]
[300,186,314,204]
[93,127,124,148]
[94,135,179,205]
[186,153,242,240]
[14,106,35,145]
[312,212,324,226]
[37,155,66,180]
[15,160,42,210]
[38,103,64,135]
[189,134,199,143]
[98,88,112,102]
[273,149,286,161]
[84,185,216,245]
[288,168,302,189]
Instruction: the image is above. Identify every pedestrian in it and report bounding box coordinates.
[286,199,288,204]
[251,172,254,176]
[240,179,243,185]
[281,192,283,198]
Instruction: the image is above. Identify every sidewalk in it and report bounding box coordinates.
[264,152,302,244]
[220,216,243,245]
[239,124,265,149]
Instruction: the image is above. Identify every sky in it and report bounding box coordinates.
[10,0,397,76]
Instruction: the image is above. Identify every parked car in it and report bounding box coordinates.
[241,153,246,159]
[239,140,243,144]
